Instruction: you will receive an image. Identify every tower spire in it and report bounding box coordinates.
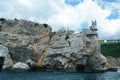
[91,20,97,30]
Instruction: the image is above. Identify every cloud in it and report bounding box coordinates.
[17,0,33,9]
[46,0,111,32]
[94,0,120,39]
[0,0,120,40]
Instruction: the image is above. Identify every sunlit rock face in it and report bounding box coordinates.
[12,62,30,71]
[0,20,52,64]
[106,56,120,66]
[0,45,13,70]
[0,19,107,71]
[43,29,107,71]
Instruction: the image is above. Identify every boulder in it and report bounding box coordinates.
[0,45,13,70]
[26,59,36,70]
[12,62,30,71]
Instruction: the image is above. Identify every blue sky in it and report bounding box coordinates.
[0,0,120,40]
[65,0,83,6]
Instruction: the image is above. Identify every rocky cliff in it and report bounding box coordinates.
[0,19,107,71]
[106,56,120,66]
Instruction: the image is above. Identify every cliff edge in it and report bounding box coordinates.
[0,19,107,71]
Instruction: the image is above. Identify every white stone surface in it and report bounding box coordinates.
[0,45,13,69]
[12,62,30,70]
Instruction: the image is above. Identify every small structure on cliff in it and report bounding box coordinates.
[83,20,97,36]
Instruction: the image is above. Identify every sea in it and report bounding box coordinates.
[0,71,120,80]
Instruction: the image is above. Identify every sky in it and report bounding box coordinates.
[0,0,120,40]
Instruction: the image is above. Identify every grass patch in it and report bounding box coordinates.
[0,18,6,22]
[100,42,120,58]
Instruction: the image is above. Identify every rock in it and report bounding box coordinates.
[118,58,120,66]
[0,19,107,72]
[0,19,52,63]
[26,59,36,70]
[87,52,107,71]
[0,57,4,71]
[107,56,120,66]
[12,62,30,71]
[42,28,107,71]
[0,45,13,70]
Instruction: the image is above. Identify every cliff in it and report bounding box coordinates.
[0,19,107,71]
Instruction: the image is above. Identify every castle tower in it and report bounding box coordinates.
[91,20,97,30]
[82,20,98,35]
[90,20,97,35]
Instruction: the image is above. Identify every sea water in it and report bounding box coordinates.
[0,71,120,80]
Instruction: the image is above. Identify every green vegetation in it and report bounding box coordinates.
[65,34,69,40]
[0,26,2,31]
[100,42,120,58]
[43,23,48,28]
[0,18,6,22]
[14,18,18,21]
[65,34,71,46]
[49,32,56,39]
[68,41,71,46]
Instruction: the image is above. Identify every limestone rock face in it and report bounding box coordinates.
[0,19,107,71]
[107,56,120,66]
[0,45,13,69]
[87,52,107,70]
[42,30,107,71]
[12,62,30,71]
[26,59,36,69]
[0,20,52,63]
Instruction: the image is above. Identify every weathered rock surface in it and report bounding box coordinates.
[26,59,36,70]
[0,45,13,70]
[0,20,51,64]
[107,56,120,66]
[12,62,30,71]
[0,19,107,71]
[42,30,107,71]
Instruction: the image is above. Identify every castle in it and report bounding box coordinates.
[82,20,97,36]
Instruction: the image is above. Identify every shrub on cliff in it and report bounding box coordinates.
[0,18,6,22]
[0,26,2,31]
[65,34,69,40]
[43,23,48,28]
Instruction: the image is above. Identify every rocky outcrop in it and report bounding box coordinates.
[0,45,13,70]
[0,19,107,71]
[42,29,107,71]
[26,59,36,70]
[12,62,30,71]
[107,56,120,66]
[0,20,52,64]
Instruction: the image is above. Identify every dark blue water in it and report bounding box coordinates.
[0,71,120,80]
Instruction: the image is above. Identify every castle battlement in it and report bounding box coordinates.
[83,20,97,36]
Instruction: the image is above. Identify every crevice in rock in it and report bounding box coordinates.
[36,29,51,67]
[0,57,4,71]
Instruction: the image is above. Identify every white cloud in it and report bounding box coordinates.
[17,0,33,9]
[0,0,120,39]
